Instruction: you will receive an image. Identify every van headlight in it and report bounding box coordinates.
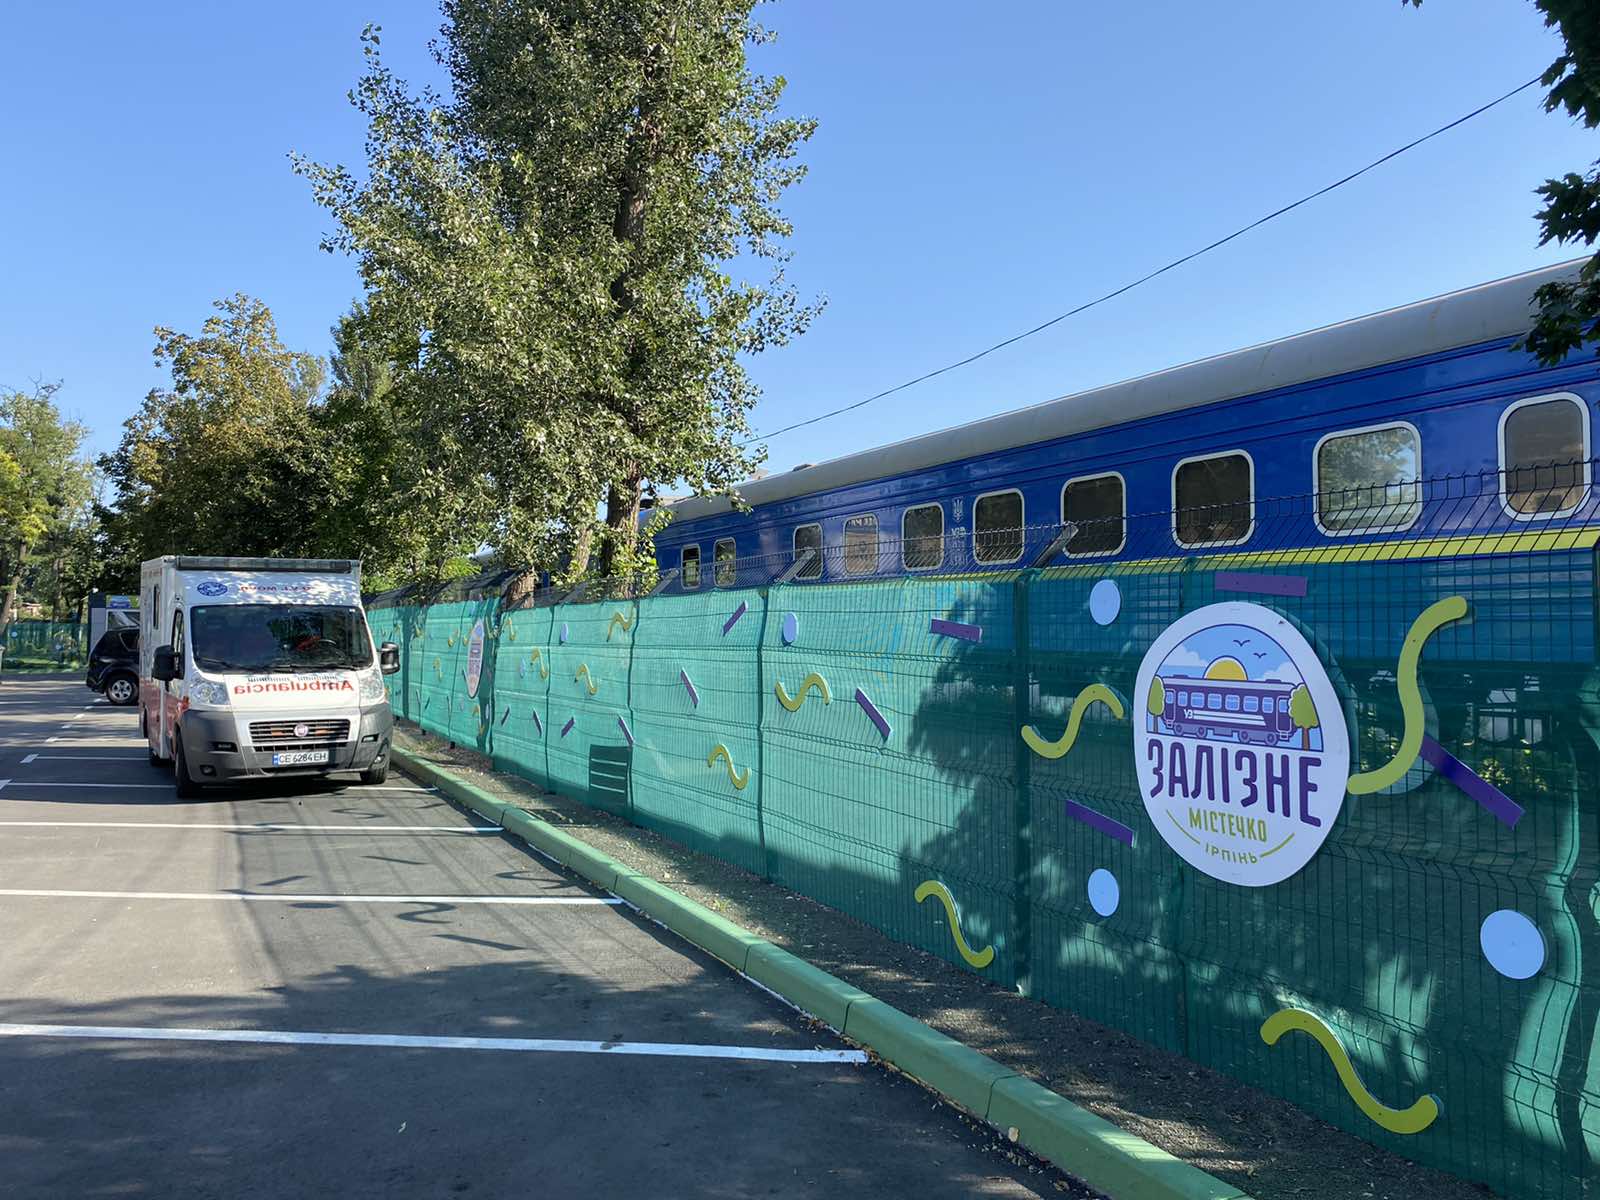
[359,669,386,701]
[190,678,230,707]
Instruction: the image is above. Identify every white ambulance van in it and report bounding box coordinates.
[139,557,399,797]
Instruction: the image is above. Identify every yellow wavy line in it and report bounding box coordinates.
[607,610,633,640]
[707,744,750,790]
[914,880,995,970]
[774,672,832,712]
[1021,683,1125,760]
[574,663,598,695]
[530,648,550,680]
[1260,1008,1439,1134]
[447,631,457,648]
[1346,595,1468,795]
[432,656,442,676]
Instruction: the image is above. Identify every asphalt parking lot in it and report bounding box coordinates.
[0,677,1060,1199]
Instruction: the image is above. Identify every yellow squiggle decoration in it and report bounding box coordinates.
[432,656,442,676]
[447,631,458,648]
[607,610,633,640]
[1021,683,1125,760]
[774,672,832,712]
[575,663,598,695]
[914,879,995,969]
[1346,595,1468,795]
[529,647,550,679]
[1260,1008,1439,1134]
[707,744,750,790]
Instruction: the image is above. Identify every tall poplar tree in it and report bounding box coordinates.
[297,1,819,579]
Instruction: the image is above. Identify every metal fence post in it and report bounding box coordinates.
[1011,568,1037,997]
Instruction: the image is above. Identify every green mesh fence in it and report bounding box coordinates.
[369,469,1600,1200]
[4,620,87,668]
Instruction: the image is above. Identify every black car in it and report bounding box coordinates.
[86,628,139,705]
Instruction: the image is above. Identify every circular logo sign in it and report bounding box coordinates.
[464,619,486,699]
[293,723,309,738]
[1133,601,1348,887]
[196,581,227,597]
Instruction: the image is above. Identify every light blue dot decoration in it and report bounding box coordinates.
[559,622,569,644]
[516,658,526,679]
[1087,868,1120,918]
[781,612,799,645]
[1088,579,1121,626]
[1481,909,1545,980]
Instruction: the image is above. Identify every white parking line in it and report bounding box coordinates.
[0,889,621,906]
[0,1022,867,1064]
[0,782,172,791]
[22,754,145,761]
[0,821,499,834]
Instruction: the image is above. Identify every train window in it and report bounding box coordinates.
[1278,697,1290,714]
[974,490,1025,563]
[1315,423,1422,534]
[1061,473,1125,556]
[1225,694,1240,712]
[1177,690,1188,706]
[902,504,945,571]
[793,524,823,580]
[714,538,737,587]
[680,545,701,590]
[1244,695,1260,713]
[1499,393,1590,518]
[1207,693,1221,710]
[1173,452,1253,547]
[843,514,879,576]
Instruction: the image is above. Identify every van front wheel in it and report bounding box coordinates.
[173,734,202,799]
[360,756,389,786]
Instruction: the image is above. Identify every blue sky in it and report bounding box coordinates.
[0,1,1592,470]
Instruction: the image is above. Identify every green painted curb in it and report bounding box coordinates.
[743,943,872,1032]
[391,743,1256,1200]
[611,872,767,974]
[843,997,1019,1119]
[987,1075,1253,1200]
[396,751,513,825]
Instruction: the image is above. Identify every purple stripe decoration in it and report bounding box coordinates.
[500,707,510,726]
[680,669,700,708]
[560,716,575,738]
[531,710,544,736]
[930,618,982,643]
[1419,734,1524,828]
[854,688,892,741]
[722,601,748,636]
[617,716,635,746]
[1214,571,1309,598]
[1064,799,1136,846]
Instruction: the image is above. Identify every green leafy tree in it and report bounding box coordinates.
[0,383,92,635]
[98,295,328,565]
[296,2,820,580]
[1289,683,1321,750]
[1147,676,1166,719]
[1406,1,1600,360]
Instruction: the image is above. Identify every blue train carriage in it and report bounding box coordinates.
[652,261,1599,664]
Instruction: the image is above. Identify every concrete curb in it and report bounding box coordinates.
[392,744,1255,1200]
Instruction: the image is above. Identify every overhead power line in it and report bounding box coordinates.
[747,72,1545,448]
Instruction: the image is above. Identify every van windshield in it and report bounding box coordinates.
[190,604,373,673]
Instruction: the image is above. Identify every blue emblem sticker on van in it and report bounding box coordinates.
[196,581,227,597]
[1134,601,1348,887]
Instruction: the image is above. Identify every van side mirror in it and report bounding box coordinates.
[379,642,401,675]
[151,645,180,683]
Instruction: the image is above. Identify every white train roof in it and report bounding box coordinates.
[667,260,1586,522]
